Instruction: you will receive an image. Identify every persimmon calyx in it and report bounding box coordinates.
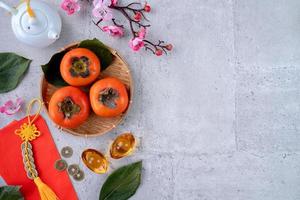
[57,97,81,118]
[99,88,119,109]
[69,56,90,78]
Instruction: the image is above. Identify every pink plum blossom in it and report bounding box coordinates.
[61,0,80,15]
[0,98,23,115]
[111,0,118,6]
[138,27,146,39]
[155,49,163,56]
[134,12,141,21]
[129,37,144,51]
[92,0,113,21]
[102,25,124,37]
[129,28,146,51]
[144,3,151,12]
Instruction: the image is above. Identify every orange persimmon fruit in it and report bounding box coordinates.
[89,77,129,117]
[49,86,90,128]
[60,48,101,86]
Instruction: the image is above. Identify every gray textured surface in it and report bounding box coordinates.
[0,0,300,199]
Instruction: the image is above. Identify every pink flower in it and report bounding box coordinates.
[102,25,124,37]
[138,27,146,39]
[61,0,80,15]
[129,37,144,51]
[144,3,151,12]
[134,12,142,21]
[129,27,147,51]
[165,44,173,51]
[111,0,118,6]
[155,49,163,56]
[92,0,113,21]
[0,98,23,115]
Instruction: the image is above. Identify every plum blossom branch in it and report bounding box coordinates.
[60,0,173,56]
[112,18,123,28]
[112,6,150,33]
[144,40,173,56]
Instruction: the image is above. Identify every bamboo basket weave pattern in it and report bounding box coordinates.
[41,44,133,137]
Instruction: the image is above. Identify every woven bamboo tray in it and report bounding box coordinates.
[40,43,133,137]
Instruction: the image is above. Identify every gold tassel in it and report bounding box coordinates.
[34,177,59,200]
[15,99,60,200]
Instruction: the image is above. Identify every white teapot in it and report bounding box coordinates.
[0,0,62,48]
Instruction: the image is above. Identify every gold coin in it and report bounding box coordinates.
[21,142,32,150]
[73,169,84,181]
[26,169,38,179]
[61,146,73,158]
[68,164,80,176]
[22,148,33,156]
[55,159,68,171]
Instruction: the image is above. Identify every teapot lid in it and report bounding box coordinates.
[11,0,61,48]
[20,11,48,35]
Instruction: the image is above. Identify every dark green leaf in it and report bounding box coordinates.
[41,49,69,87]
[78,38,113,71]
[99,161,142,200]
[0,53,31,93]
[41,38,113,87]
[0,186,24,200]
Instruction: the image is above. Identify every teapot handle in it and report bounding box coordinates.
[0,1,18,15]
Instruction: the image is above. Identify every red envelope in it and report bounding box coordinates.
[0,115,78,200]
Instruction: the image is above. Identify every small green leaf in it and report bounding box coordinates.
[99,161,142,200]
[0,185,24,200]
[78,38,113,71]
[41,38,113,87]
[41,49,69,87]
[0,53,31,93]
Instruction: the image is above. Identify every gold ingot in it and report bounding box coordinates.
[110,133,136,159]
[81,149,108,174]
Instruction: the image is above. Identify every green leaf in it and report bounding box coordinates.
[99,161,142,200]
[0,186,24,200]
[78,38,113,71]
[41,49,69,87]
[41,38,113,87]
[0,53,31,93]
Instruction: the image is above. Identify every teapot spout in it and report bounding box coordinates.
[0,1,17,15]
[48,30,59,40]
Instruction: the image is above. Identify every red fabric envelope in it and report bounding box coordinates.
[0,115,78,200]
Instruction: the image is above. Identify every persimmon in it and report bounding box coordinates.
[90,77,129,117]
[48,86,90,128]
[60,48,101,86]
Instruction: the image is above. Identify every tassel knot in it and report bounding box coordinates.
[34,177,59,200]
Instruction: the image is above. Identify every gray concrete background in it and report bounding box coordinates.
[0,0,300,199]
